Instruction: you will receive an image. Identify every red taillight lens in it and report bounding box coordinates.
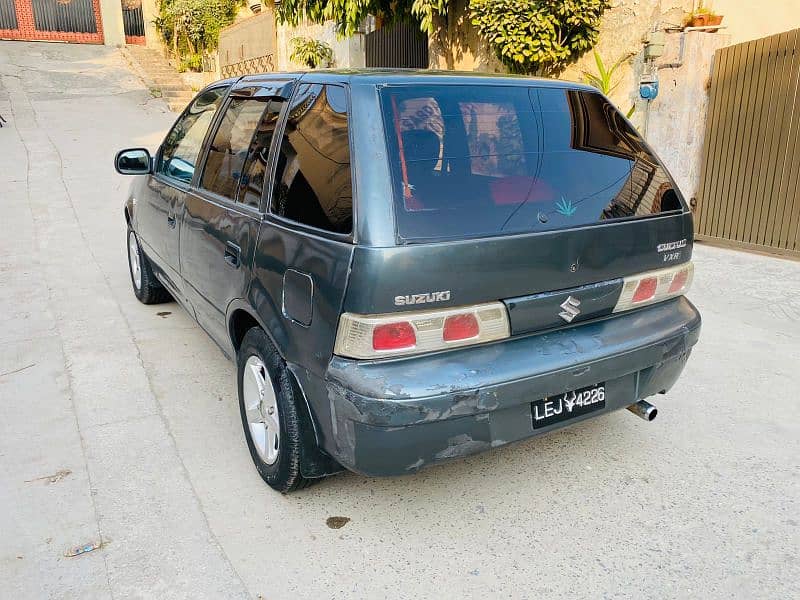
[372,322,416,351]
[668,269,689,293]
[632,277,658,303]
[613,262,694,314]
[443,313,480,342]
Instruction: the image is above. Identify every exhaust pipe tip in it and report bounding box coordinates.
[627,400,658,421]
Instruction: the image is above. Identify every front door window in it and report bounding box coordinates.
[157,87,227,184]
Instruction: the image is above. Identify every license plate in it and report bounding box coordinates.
[531,383,606,429]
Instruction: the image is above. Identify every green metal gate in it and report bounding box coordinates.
[696,28,800,258]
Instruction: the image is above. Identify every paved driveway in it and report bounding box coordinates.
[1,41,798,599]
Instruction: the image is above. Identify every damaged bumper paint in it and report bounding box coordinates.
[320,297,701,477]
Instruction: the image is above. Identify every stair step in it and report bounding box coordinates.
[125,46,202,112]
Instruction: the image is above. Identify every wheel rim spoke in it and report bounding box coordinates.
[242,355,280,465]
[128,232,142,290]
[249,421,268,457]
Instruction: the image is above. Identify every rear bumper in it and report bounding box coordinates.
[320,297,701,476]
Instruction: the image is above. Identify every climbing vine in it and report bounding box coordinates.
[275,0,449,37]
[155,0,242,71]
[469,0,609,75]
[277,1,608,76]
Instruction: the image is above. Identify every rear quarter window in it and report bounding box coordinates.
[381,85,684,242]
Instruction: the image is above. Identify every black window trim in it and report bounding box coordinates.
[152,83,234,191]
[264,80,356,243]
[191,79,296,214]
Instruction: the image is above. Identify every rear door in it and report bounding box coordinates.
[180,79,293,351]
[138,85,228,292]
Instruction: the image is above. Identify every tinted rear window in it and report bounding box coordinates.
[380,85,683,241]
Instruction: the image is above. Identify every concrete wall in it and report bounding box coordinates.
[275,19,365,71]
[646,30,732,201]
[141,0,163,51]
[98,0,125,46]
[714,0,800,45]
[218,9,277,68]
[428,0,504,72]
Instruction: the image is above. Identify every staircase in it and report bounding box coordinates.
[124,46,196,112]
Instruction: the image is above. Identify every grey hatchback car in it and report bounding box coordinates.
[115,71,701,493]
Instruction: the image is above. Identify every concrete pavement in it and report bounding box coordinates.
[1,41,798,599]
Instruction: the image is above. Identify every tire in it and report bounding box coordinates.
[237,327,313,493]
[127,227,171,305]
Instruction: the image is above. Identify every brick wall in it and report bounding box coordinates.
[0,0,104,44]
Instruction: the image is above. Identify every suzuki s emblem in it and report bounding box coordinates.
[559,296,581,323]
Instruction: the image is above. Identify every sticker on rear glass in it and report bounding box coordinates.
[555,196,577,217]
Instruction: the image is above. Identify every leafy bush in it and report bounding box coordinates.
[469,0,609,75]
[276,1,449,37]
[290,37,334,68]
[156,0,241,71]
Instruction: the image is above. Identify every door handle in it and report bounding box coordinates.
[224,242,241,268]
[167,213,176,229]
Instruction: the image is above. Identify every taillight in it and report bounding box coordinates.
[372,322,416,351]
[334,302,510,359]
[614,262,694,313]
[632,277,658,303]
[443,314,479,342]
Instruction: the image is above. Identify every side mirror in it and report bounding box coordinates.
[115,148,152,175]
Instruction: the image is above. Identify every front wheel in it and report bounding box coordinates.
[127,228,170,304]
[237,327,312,493]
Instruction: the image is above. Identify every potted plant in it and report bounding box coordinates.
[685,1,724,28]
[290,37,334,69]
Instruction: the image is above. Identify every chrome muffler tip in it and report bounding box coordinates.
[627,400,658,421]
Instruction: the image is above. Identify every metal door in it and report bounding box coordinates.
[0,0,18,30]
[32,0,97,33]
[122,4,144,43]
[366,22,428,68]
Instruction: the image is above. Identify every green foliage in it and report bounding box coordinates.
[275,0,449,37]
[583,50,627,95]
[469,0,610,76]
[290,37,334,68]
[156,0,241,71]
[583,50,636,119]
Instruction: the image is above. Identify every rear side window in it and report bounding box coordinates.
[381,85,683,241]
[158,86,227,183]
[238,99,284,208]
[201,98,268,202]
[271,84,353,234]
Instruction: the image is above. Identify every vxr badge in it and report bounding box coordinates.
[559,296,581,323]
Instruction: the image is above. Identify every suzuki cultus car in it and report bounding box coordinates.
[115,71,701,492]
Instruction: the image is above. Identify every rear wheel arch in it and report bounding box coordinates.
[228,306,342,479]
[229,307,262,354]
[228,305,341,480]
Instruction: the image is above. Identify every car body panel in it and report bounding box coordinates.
[343,212,692,315]
[323,297,700,475]
[181,190,260,354]
[249,219,354,377]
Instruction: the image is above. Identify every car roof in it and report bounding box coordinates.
[237,69,597,92]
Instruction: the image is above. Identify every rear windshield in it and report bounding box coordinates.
[380,85,684,242]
